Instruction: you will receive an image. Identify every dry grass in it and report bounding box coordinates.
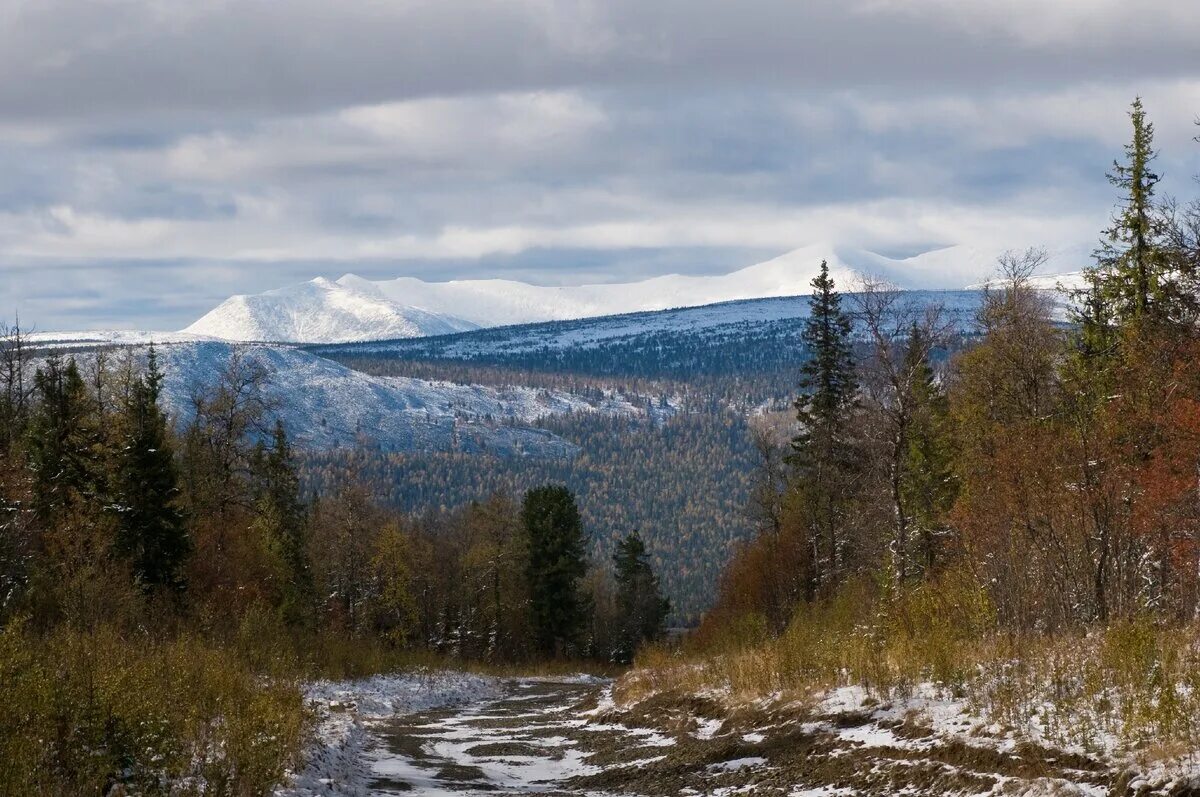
[625,572,1200,765]
[0,620,308,795]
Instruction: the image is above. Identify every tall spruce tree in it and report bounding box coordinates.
[611,531,670,664]
[251,420,313,625]
[522,485,588,658]
[111,345,190,592]
[1082,98,1172,327]
[790,260,858,593]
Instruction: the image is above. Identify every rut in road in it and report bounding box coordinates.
[361,679,668,796]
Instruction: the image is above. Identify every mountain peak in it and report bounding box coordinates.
[184,277,477,344]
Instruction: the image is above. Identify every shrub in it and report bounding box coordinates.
[0,621,307,796]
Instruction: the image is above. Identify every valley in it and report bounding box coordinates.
[19,288,1023,623]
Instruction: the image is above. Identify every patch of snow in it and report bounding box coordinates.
[27,329,215,349]
[276,670,502,797]
[694,717,724,739]
[708,756,768,772]
[54,340,669,455]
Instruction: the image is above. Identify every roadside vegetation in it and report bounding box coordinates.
[629,100,1200,771]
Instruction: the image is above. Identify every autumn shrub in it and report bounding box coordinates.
[883,566,995,690]
[0,620,307,796]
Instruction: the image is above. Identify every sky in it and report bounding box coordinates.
[2,0,1200,331]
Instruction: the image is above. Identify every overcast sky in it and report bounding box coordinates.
[2,0,1200,331]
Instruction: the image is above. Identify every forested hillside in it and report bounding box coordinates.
[310,294,990,622]
[301,410,759,623]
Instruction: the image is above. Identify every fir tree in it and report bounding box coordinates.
[522,485,588,658]
[611,531,670,664]
[790,260,858,593]
[251,420,313,625]
[110,345,190,592]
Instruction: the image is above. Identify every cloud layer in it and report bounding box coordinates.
[1,0,1199,329]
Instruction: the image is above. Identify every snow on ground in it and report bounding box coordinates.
[275,673,1145,796]
[275,670,502,797]
[708,756,769,772]
[27,329,215,349]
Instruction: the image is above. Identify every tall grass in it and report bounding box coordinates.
[0,621,306,795]
[624,570,1200,762]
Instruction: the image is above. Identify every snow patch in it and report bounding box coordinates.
[275,670,501,797]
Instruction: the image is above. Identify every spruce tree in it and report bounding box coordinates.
[790,260,858,592]
[110,345,190,592]
[611,531,670,664]
[26,354,102,526]
[251,420,313,625]
[1082,97,1173,326]
[522,485,588,658]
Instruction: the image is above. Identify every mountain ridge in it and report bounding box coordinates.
[185,243,1073,345]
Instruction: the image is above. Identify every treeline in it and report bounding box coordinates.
[701,99,1200,645]
[0,338,670,793]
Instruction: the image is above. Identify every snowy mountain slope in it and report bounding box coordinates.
[184,277,478,344]
[321,290,991,363]
[964,270,1088,293]
[338,244,865,328]
[105,341,666,456]
[184,243,1082,344]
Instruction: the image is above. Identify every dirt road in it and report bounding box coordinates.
[356,678,1126,796]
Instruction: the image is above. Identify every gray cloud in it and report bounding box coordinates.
[1,1,1199,330]
[3,0,1199,121]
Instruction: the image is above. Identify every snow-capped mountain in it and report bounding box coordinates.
[185,276,478,344]
[186,243,1076,345]
[336,244,866,328]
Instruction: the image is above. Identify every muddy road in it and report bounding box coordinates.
[354,678,1126,796]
